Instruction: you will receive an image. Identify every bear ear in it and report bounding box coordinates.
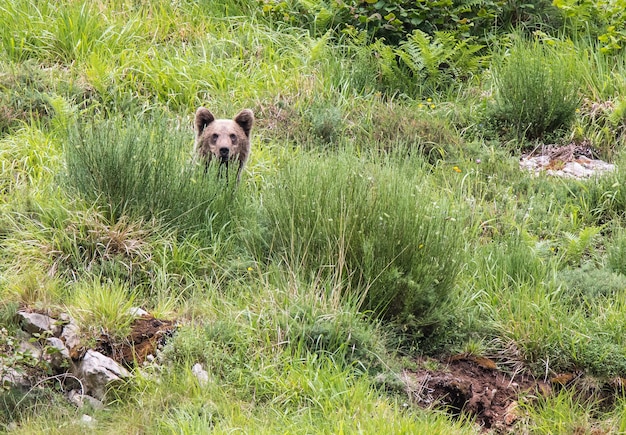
[234,109,254,138]
[195,107,215,136]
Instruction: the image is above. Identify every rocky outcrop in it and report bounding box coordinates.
[519,143,616,179]
[2,308,173,409]
[520,154,615,179]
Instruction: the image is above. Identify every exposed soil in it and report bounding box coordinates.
[96,315,176,367]
[403,354,625,433]
[404,354,545,432]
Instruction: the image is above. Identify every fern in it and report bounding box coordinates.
[396,30,485,93]
[561,226,603,266]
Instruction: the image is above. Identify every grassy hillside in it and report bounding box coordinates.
[3,1,626,433]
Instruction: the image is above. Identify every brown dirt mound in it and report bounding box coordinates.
[96,315,176,367]
[404,354,550,432]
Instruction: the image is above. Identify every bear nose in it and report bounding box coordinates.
[219,147,229,157]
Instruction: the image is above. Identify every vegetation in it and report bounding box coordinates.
[2,0,626,433]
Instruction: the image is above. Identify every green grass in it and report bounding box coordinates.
[5,1,626,434]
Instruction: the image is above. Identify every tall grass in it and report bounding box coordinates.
[5,0,626,433]
[490,37,582,140]
[255,151,466,335]
[64,112,242,239]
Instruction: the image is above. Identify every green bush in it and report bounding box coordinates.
[555,0,626,54]
[489,38,582,140]
[64,112,241,238]
[256,153,464,333]
[259,0,561,45]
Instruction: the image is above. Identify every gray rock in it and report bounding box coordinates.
[60,322,82,359]
[17,338,42,361]
[17,311,61,337]
[45,337,71,372]
[68,389,104,410]
[75,350,131,399]
[1,364,31,389]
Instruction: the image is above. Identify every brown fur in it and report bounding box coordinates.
[194,107,254,182]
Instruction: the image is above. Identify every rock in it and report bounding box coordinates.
[520,154,616,179]
[68,389,104,410]
[0,364,31,389]
[45,337,71,372]
[17,311,61,337]
[17,338,42,360]
[60,322,82,360]
[79,414,97,428]
[128,307,149,317]
[562,161,593,178]
[192,363,209,386]
[75,350,131,399]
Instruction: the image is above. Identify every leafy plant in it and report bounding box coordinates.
[396,30,486,95]
[555,0,626,54]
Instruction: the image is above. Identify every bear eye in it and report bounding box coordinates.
[211,133,219,142]
[229,133,237,143]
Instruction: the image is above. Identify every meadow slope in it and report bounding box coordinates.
[3,1,626,433]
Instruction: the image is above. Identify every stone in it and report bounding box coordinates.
[45,337,71,372]
[1,364,31,389]
[17,311,61,337]
[75,350,131,399]
[128,307,149,317]
[17,338,42,360]
[520,155,616,179]
[79,414,97,428]
[192,363,209,386]
[562,161,593,178]
[68,389,104,410]
[60,322,82,360]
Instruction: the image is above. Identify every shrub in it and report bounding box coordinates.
[555,0,626,54]
[489,38,582,140]
[256,153,464,334]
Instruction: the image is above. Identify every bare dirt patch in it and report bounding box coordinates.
[96,315,176,367]
[403,353,626,433]
[403,354,549,432]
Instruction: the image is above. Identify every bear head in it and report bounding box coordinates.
[194,108,254,165]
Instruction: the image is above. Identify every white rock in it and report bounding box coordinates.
[128,307,149,317]
[79,414,97,428]
[75,350,130,399]
[192,363,209,386]
[563,162,594,178]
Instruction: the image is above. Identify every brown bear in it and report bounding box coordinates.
[194,107,254,183]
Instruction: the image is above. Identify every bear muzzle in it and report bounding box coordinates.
[218,147,230,162]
